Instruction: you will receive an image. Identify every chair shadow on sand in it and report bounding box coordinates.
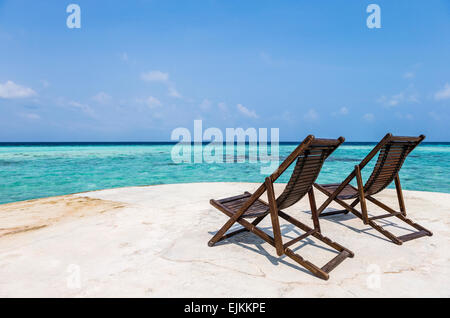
[208,205,420,274]
[208,213,341,278]
[314,206,419,244]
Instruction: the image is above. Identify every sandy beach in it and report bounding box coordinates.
[0,182,448,297]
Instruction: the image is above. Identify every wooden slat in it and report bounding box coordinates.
[314,132,386,214]
[207,182,267,246]
[310,137,344,146]
[209,198,276,247]
[269,135,315,182]
[397,230,429,242]
[283,229,316,249]
[216,227,247,241]
[319,209,349,217]
[390,135,424,142]
[369,212,402,221]
[218,193,250,204]
[363,137,425,196]
[321,250,351,274]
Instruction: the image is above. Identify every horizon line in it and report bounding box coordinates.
[1,141,449,144]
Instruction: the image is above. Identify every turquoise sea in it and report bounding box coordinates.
[0,142,449,205]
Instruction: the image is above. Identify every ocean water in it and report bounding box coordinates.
[0,142,449,204]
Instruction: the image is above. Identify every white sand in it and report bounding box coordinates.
[0,182,448,297]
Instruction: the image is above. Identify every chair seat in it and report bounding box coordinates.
[319,183,359,200]
[215,193,270,218]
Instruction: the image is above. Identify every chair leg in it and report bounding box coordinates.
[266,178,284,256]
[355,165,369,224]
[308,188,321,233]
[394,174,407,216]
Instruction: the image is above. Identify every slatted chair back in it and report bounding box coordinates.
[363,136,424,196]
[276,139,343,210]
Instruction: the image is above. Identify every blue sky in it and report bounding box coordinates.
[0,0,449,141]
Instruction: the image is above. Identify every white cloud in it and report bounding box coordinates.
[92,92,112,104]
[141,71,183,99]
[120,52,128,62]
[19,112,40,120]
[429,111,441,121]
[387,93,404,106]
[141,70,186,101]
[259,51,286,66]
[395,112,413,120]
[237,104,258,118]
[304,109,319,121]
[67,100,95,116]
[378,91,419,107]
[218,102,227,111]
[55,97,96,117]
[217,102,230,119]
[434,83,450,101]
[168,86,182,98]
[363,113,375,122]
[403,72,415,79]
[408,94,420,103]
[428,111,441,120]
[260,52,272,64]
[332,106,349,116]
[339,106,349,115]
[0,81,36,99]
[141,70,169,83]
[144,96,162,109]
[200,99,211,111]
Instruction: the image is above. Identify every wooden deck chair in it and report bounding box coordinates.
[208,135,354,280]
[314,133,433,245]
